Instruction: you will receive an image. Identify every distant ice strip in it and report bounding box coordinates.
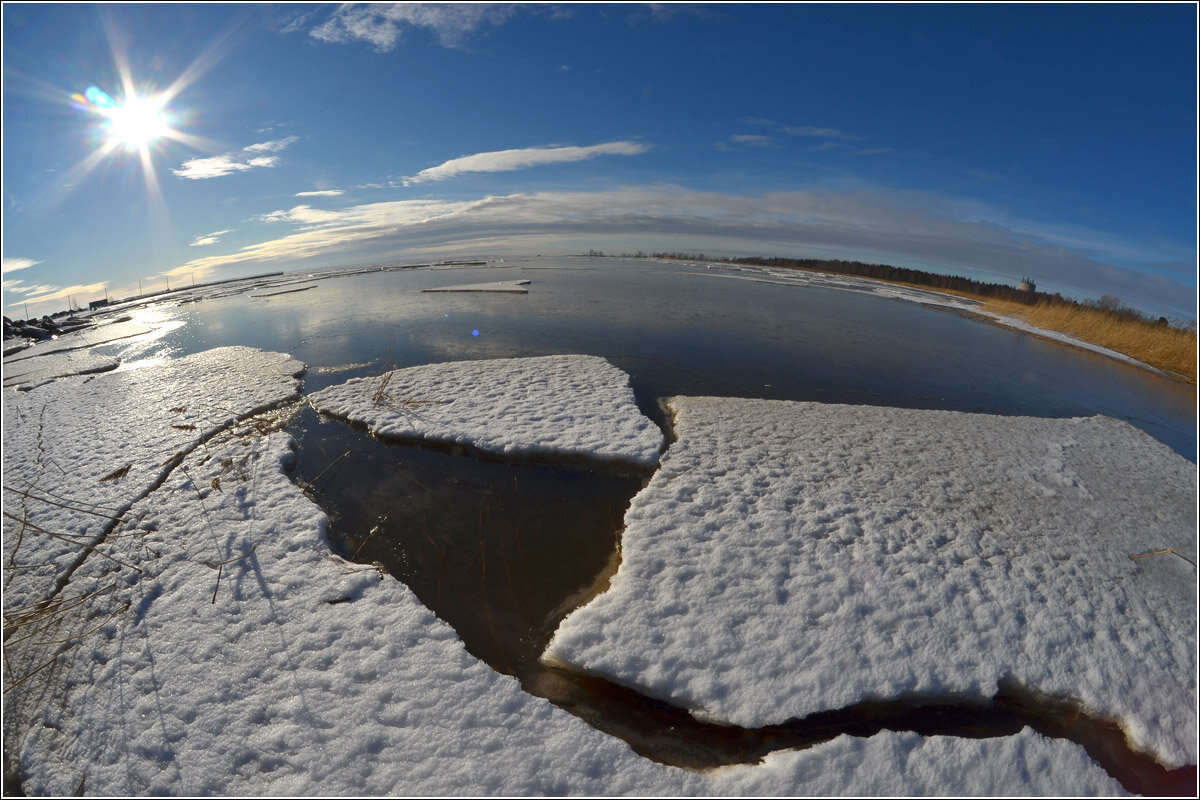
[421,279,532,293]
[308,354,662,467]
[545,397,1198,767]
[5,353,1126,794]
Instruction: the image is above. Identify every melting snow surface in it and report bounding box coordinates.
[545,397,1198,767]
[308,354,662,466]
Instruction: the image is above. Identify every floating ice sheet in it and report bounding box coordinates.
[308,354,662,467]
[545,398,1198,767]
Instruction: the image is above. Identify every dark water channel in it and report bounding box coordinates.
[102,258,1196,792]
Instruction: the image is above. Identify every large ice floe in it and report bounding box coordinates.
[308,354,663,467]
[0,348,1180,794]
[546,396,1198,769]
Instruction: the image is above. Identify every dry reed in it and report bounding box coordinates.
[985,299,1197,383]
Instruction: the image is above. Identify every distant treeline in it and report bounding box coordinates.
[647,252,1187,329]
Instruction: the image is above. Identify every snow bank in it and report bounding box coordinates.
[545,398,1198,767]
[421,279,531,292]
[308,354,662,467]
[2,346,304,611]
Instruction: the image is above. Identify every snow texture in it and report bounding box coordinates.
[308,354,663,467]
[2,346,305,611]
[545,397,1198,767]
[3,351,1126,795]
[2,349,119,388]
[421,279,532,292]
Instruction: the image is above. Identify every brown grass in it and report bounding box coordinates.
[984,299,1197,383]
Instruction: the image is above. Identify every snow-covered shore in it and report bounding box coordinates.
[3,341,1191,794]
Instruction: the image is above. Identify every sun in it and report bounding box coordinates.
[104,94,169,149]
[77,85,172,152]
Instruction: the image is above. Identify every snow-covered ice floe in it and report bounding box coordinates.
[3,348,1128,794]
[421,278,532,292]
[308,354,662,467]
[545,397,1198,768]
[2,350,119,388]
[2,347,305,609]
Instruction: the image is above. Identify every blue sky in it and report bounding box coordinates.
[3,3,1197,319]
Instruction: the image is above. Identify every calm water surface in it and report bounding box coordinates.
[120,256,1195,457]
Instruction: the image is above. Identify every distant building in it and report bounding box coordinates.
[89,298,110,310]
[1018,277,1036,293]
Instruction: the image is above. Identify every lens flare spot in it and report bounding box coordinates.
[84,85,116,108]
[472,329,480,337]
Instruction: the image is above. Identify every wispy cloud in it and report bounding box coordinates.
[243,136,299,153]
[745,117,866,142]
[718,134,774,150]
[295,189,345,197]
[404,141,649,185]
[2,257,41,274]
[165,185,1194,316]
[311,3,521,51]
[172,137,299,180]
[257,205,351,226]
[189,229,233,247]
[3,278,107,314]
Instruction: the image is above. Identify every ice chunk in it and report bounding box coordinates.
[308,354,662,467]
[545,398,1197,767]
